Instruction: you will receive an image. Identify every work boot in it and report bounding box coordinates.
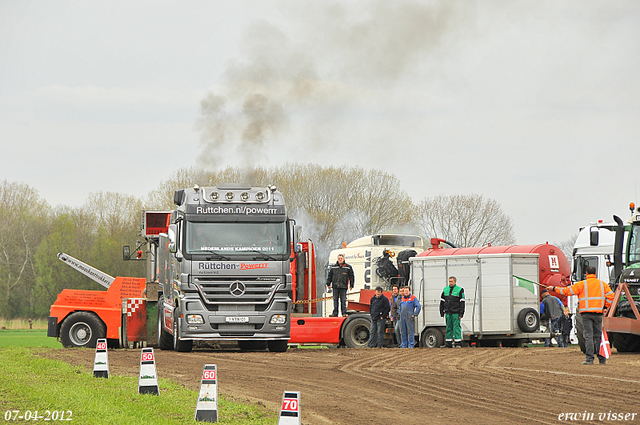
[581,360,594,365]
[599,359,607,365]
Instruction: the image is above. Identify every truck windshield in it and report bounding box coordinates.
[184,222,288,256]
[628,224,640,266]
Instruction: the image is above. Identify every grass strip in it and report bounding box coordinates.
[0,330,62,348]
[0,347,275,424]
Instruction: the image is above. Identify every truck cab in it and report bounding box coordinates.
[153,184,296,352]
[572,221,626,285]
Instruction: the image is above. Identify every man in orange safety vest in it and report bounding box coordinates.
[549,266,614,365]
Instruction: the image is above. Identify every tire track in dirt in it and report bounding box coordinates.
[337,349,558,425]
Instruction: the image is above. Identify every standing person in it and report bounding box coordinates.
[558,307,573,348]
[389,284,402,346]
[549,265,614,365]
[368,287,390,348]
[399,286,421,348]
[440,276,465,348]
[326,254,355,317]
[540,289,564,347]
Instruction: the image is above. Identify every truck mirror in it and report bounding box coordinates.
[589,227,599,246]
[168,224,182,259]
[123,246,131,261]
[294,225,302,243]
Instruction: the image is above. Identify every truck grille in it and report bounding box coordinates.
[193,276,280,305]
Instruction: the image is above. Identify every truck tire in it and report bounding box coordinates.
[342,317,370,348]
[517,308,539,333]
[60,312,106,348]
[267,340,289,352]
[575,313,586,353]
[420,327,444,348]
[157,297,172,350]
[238,340,268,351]
[173,310,193,353]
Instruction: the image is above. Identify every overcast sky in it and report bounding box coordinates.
[1,1,638,246]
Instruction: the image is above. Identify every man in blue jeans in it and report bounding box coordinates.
[399,286,421,348]
[368,287,390,348]
[540,289,563,347]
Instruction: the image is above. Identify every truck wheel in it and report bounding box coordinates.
[60,312,105,348]
[517,308,539,333]
[575,313,586,353]
[420,327,444,348]
[267,340,289,352]
[157,297,172,350]
[173,310,193,353]
[238,340,268,351]
[342,317,370,348]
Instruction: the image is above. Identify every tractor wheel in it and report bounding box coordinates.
[342,317,370,348]
[60,312,105,348]
[611,333,640,352]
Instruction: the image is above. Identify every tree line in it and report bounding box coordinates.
[0,165,515,319]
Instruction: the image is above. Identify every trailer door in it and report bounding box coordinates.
[478,256,512,333]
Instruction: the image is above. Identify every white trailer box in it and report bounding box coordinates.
[410,253,548,347]
[322,234,424,317]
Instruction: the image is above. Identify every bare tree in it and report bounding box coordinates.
[146,164,413,249]
[413,194,515,247]
[553,233,578,265]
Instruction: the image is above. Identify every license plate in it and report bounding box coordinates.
[226,316,249,323]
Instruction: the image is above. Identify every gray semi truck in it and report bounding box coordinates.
[146,183,298,352]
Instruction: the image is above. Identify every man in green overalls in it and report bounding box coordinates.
[440,276,465,348]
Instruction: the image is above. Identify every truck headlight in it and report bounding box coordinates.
[270,315,287,325]
[186,314,204,324]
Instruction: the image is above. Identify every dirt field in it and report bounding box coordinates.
[43,346,640,425]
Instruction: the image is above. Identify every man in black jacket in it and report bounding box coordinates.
[326,254,355,317]
[368,286,390,348]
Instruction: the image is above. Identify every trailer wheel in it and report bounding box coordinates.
[60,312,105,348]
[238,340,268,351]
[575,313,586,353]
[342,317,370,348]
[157,297,172,350]
[517,308,539,333]
[420,327,444,348]
[267,340,289,352]
[172,310,193,353]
